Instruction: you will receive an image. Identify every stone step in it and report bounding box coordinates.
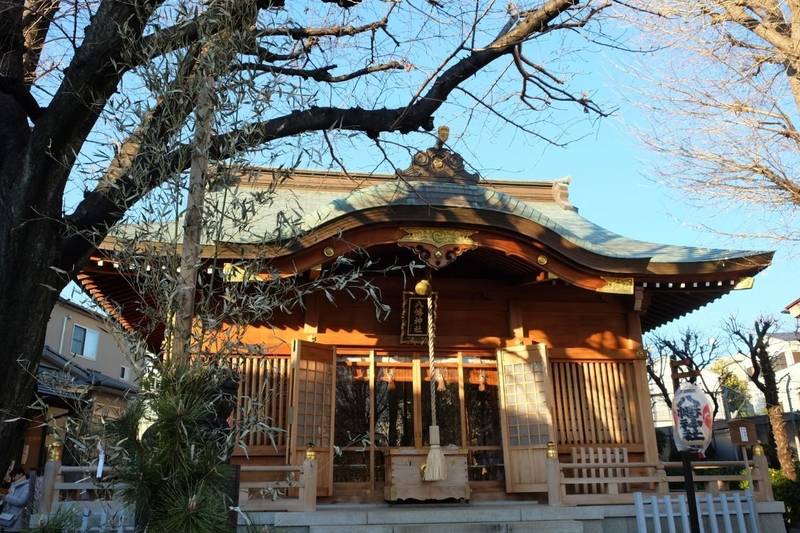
[306,520,584,533]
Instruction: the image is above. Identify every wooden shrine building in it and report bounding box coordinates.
[77,137,773,506]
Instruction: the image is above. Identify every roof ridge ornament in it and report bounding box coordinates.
[398,125,480,184]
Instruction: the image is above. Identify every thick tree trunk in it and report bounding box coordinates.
[0,196,66,477]
[760,350,797,479]
[768,405,797,480]
[0,96,70,476]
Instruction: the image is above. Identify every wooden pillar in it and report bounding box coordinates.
[457,353,468,449]
[300,459,318,511]
[628,311,659,463]
[39,442,62,513]
[303,293,320,342]
[508,300,524,343]
[369,350,376,492]
[413,359,423,448]
[546,442,562,506]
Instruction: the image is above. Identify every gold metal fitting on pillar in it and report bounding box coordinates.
[414,279,432,297]
[47,442,63,462]
[305,443,316,461]
[753,442,764,456]
[546,441,558,459]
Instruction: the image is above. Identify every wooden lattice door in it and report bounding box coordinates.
[497,344,555,493]
[287,339,336,497]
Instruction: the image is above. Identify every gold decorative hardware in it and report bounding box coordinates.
[305,443,316,461]
[733,277,754,290]
[398,227,477,269]
[753,442,764,456]
[398,126,479,183]
[546,442,557,459]
[323,246,335,258]
[222,263,270,282]
[48,442,63,462]
[537,255,548,266]
[414,279,432,297]
[436,125,450,147]
[597,276,634,295]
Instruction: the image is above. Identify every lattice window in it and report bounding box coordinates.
[296,359,333,447]
[502,360,549,446]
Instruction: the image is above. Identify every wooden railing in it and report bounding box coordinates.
[34,447,317,529]
[546,445,774,506]
[238,460,317,512]
[34,460,133,531]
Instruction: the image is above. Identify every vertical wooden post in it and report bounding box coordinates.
[368,350,375,493]
[628,312,659,464]
[656,464,669,495]
[508,300,524,343]
[303,293,320,342]
[412,359,422,448]
[633,358,659,463]
[457,352,467,449]
[39,443,62,513]
[301,459,318,511]
[546,441,562,506]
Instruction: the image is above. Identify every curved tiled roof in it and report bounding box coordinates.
[200,179,765,264]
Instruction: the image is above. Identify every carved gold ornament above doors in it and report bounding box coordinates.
[397,227,478,269]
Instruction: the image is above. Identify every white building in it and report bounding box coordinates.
[649,332,800,427]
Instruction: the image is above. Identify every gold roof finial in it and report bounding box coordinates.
[435,125,449,149]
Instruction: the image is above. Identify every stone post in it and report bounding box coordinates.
[752,443,774,502]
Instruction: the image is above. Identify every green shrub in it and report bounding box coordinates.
[106,361,239,533]
[24,508,79,532]
[770,467,800,527]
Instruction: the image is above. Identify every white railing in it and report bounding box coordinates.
[635,491,761,533]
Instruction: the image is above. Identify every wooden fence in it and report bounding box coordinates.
[238,460,317,512]
[32,449,316,529]
[546,444,774,506]
[33,463,133,531]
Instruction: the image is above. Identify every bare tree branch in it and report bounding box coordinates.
[239,60,406,82]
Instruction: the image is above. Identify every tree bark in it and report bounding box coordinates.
[171,73,214,363]
[768,404,797,480]
[0,152,68,477]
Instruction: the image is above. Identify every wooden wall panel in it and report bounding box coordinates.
[230,355,290,449]
[550,361,641,446]
[216,277,633,356]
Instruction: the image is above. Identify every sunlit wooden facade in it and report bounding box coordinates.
[77,140,772,504]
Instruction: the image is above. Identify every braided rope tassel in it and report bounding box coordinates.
[428,294,436,428]
[422,292,446,481]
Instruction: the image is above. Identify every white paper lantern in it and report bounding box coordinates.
[672,382,713,453]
